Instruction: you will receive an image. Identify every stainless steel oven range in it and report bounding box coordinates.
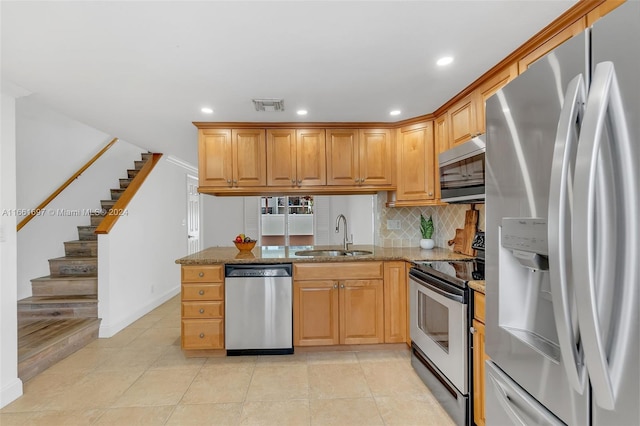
[409,233,484,426]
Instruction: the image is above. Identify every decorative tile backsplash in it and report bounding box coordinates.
[375,193,485,249]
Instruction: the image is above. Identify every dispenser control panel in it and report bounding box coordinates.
[501,218,548,255]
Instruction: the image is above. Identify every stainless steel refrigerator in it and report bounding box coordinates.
[484,1,639,424]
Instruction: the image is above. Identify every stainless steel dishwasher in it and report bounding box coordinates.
[224,263,293,355]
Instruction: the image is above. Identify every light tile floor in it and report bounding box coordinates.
[1,295,455,425]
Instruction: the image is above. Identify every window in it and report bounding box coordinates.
[260,196,314,246]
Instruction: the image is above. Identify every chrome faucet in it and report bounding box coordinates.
[335,214,353,250]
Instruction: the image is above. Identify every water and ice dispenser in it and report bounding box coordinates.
[501,218,549,271]
[498,217,561,362]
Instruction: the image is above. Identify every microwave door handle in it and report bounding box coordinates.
[572,61,639,411]
[547,73,587,394]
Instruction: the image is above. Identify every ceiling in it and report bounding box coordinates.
[1,1,577,165]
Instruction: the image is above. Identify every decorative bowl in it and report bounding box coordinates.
[233,240,256,252]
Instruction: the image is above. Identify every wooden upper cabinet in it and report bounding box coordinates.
[448,94,482,147]
[199,129,232,187]
[476,63,518,134]
[435,114,449,154]
[587,1,624,26]
[199,129,266,188]
[266,129,297,186]
[326,129,359,185]
[266,129,326,187]
[326,129,393,187]
[232,129,267,187]
[358,129,393,186]
[518,18,586,73]
[395,121,437,203]
[296,129,326,186]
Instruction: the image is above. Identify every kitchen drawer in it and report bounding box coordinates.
[182,301,224,319]
[294,262,383,280]
[474,291,485,323]
[181,265,224,283]
[182,283,224,301]
[181,319,224,349]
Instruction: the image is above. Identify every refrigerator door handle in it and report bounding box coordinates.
[547,73,587,394]
[573,61,639,410]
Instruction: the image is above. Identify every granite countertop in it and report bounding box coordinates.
[176,245,474,265]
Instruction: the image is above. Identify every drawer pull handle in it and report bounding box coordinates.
[199,333,205,338]
[199,308,205,314]
[199,290,205,295]
[198,272,204,277]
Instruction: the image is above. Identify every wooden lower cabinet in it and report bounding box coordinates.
[293,278,384,346]
[180,265,225,350]
[339,279,384,344]
[293,280,340,346]
[472,291,488,426]
[182,319,224,350]
[383,261,407,343]
[293,262,386,346]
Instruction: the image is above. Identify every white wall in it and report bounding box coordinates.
[319,194,375,246]
[201,195,245,247]
[16,97,144,299]
[98,157,189,337]
[1,90,24,407]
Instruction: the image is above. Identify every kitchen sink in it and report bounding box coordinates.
[344,250,373,256]
[294,249,373,257]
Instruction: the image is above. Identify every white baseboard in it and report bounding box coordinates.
[98,286,180,338]
[0,377,23,409]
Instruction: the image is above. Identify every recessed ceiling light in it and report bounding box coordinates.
[436,56,454,66]
[297,109,308,116]
[390,110,401,116]
[201,107,213,114]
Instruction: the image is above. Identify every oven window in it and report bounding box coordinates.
[418,291,449,352]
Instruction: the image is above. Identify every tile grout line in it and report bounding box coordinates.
[355,352,387,426]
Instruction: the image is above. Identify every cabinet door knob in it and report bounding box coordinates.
[333,283,338,289]
[470,326,477,334]
[297,179,302,186]
[198,290,205,295]
[428,192,433,196]
[233,179,238,185]
[199,333,205,338]
[227,179,232,186]
[198,272,204,277]
[340,283,345,289]
[199,308,205,314]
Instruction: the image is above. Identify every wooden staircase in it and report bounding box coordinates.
[17,152,152,381]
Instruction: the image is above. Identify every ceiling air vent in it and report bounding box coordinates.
[252,98,285,112]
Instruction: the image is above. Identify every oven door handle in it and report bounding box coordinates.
[410,274,465,304]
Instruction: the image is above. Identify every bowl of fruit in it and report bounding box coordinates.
[233,234,257,252]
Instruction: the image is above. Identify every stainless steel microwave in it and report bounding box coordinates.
[438,135,485,204]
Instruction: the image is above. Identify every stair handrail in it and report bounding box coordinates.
[94,153,163,235]
[17,137,119,232]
